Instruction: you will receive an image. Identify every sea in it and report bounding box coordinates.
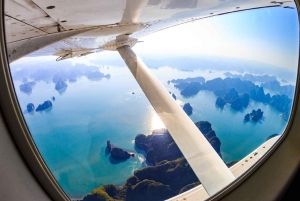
[10,56,294,199]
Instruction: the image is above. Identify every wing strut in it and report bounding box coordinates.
[117,45,235,196]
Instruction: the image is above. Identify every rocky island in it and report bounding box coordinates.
[224,72,277,83]
[172,76,292,120]
[86,71,111,80]
[19,81,36,93]
[36,100,52,112]
[244,109,263,122]
[55,79,68,90]
[26,103,35,113]
[216,97,226,108]
[106,141,135,161]
[183,103,193,116]
[172,93,176,100]
[170,76,205,85]
[83,121,222,201]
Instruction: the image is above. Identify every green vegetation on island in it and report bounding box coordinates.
[83,121,222,201]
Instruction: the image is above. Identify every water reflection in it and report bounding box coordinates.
[150,107,166,130]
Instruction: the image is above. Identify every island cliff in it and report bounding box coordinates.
[36,100,52,112]
[106,141,135,161]
[183,103,193,116]
[244,109,263,122]
[26,103,35,113]
[55,79,68,90]
[83,121,222,201]
[19,81,36,93]
[172,76,292,120]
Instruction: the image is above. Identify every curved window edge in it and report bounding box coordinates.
[0,1,69,200]
[0,1,299,201]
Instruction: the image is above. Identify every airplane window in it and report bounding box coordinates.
[4,0,298,201]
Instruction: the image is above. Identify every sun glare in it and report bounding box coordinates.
[150,108,166,131]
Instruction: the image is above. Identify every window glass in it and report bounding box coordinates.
[5,1,299,200]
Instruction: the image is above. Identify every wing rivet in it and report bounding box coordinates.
[46,6,55,9]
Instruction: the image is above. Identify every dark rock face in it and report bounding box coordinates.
[85,121,221,201]
[106,140,134,160]
[224,88,239,103]
[250,86,268,102]
[172,93,176,100]
[174,82,189,90]
[111,147,131,160]
[135,134,147,150]
[231,97,243,110]
[194,121,222,158]
[19,81,36,93]
[244,109,263,122]
[261,80,281,91]
[269,94,292,114]
[250,109,263,122]
[83,157,198,201]
[240,93,250,107]
[204,77,223,91]
[83,184,124,201]
[214,89,228,97]
[265,93,271,103]
[53,74,67,83]
[261,81,295,98]
[135,129,180,164]
[176,76,292,117]
[126,179,171,201]
[180,82,201,97]
[106,140,114,152]
[27,103,35,113]
[138,121,221,159]
[55,79,68,90]
[36,100,52,111]
[19,83,32,93]
[183,103,193,116]
[244,114,250,122]
[216,97,226,108]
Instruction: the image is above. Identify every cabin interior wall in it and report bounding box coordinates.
[0,109,51,201]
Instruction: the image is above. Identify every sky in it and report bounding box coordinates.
[132,6,299,70]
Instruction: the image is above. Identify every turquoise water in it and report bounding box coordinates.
[13,64,289,199]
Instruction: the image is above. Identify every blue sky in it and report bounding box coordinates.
[133,6,299,70]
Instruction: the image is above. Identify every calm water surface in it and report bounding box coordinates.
[13,64,288,198]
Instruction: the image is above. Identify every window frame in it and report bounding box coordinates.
[0,1,299,200]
